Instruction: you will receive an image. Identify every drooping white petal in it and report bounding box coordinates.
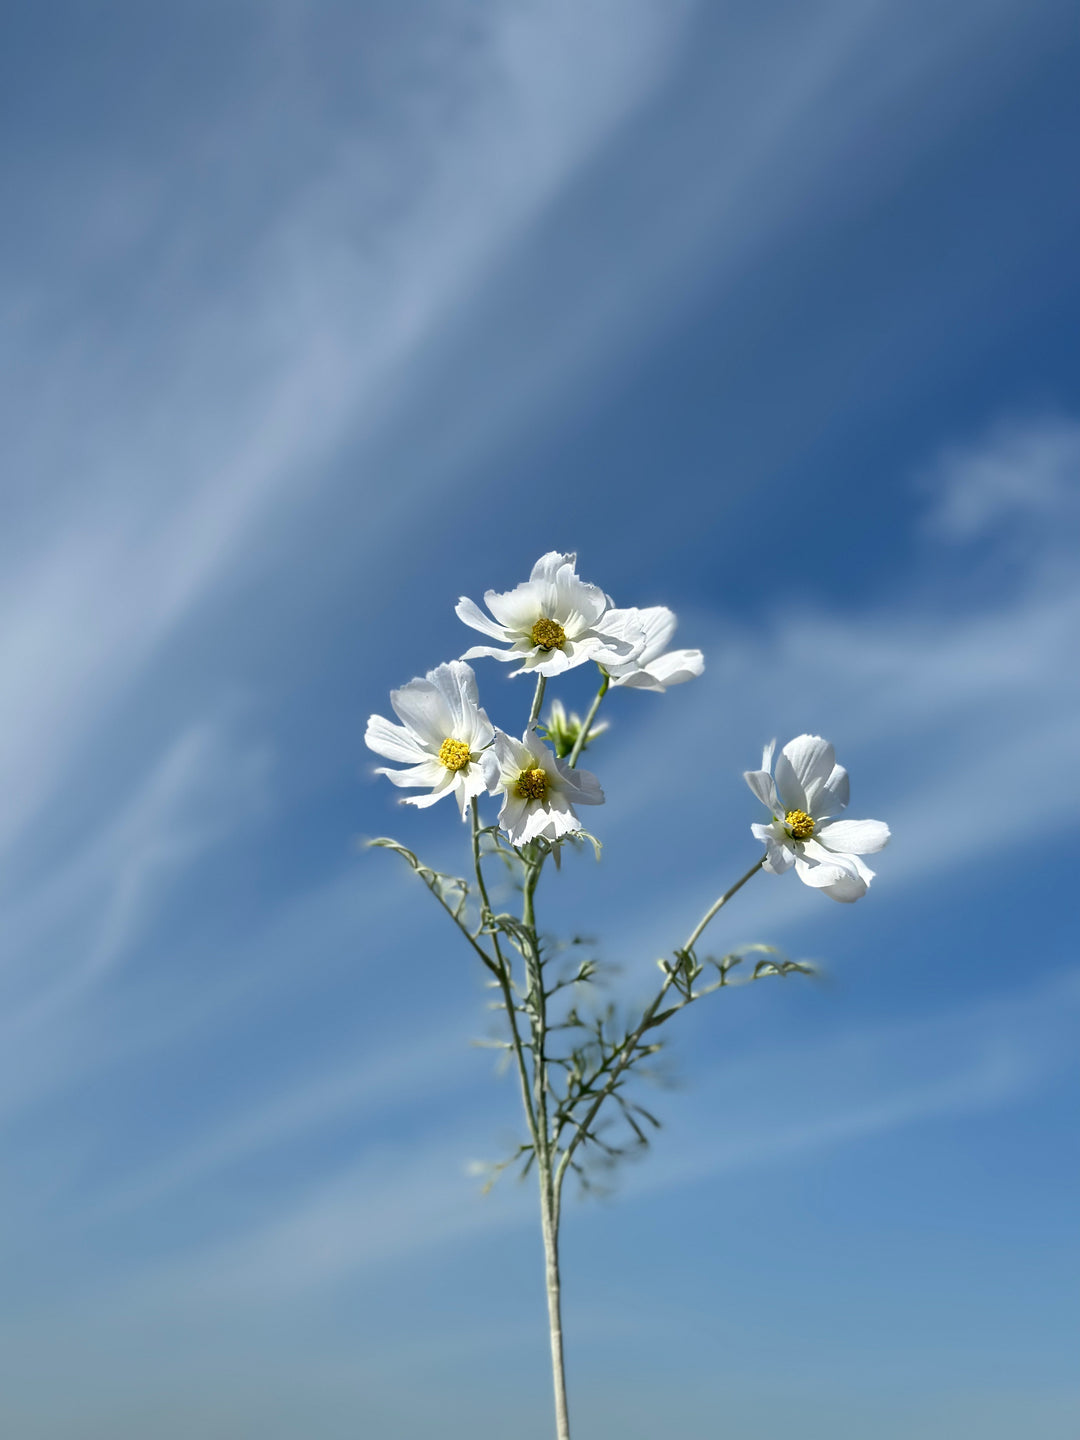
[511,644,574,679]
[794,851,854,889]
[485,583,545,632]
[811,763,849,818]
[389,679,455,749]
[818,852,874,902]
[364,713,430,764]
[606,603,702,689]
[536,789,586,839]
[428,660,493,749]
[454,765,490,818]
[497,792,530,841]
[779,736,836,813]
[485,728,530,788]
[455,594,510,641]
[636,606,678,662]
[587,606,645,666]
[815,818,890,855]
[552,564,608,631]
[744,768,778,811]
[375,758,446,788]
[773,753,807,813]
[640,648,704,688]
[404,769,460,808]
[461,642,523,665]
[554,760,604,806]
[819,869,870,902]
[752,821,794,873]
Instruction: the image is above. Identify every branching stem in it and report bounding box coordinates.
[554,856,765,1195]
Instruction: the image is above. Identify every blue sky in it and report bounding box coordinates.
[2,2,1079,1435]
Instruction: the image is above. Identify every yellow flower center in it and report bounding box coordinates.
[785,808,815,840]
[531,617,567,651]
[515,767,548,801]
[438,737,472,772]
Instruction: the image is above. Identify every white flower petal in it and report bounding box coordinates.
[427,660,488,744]
[816,818,890,855]
[390,679,455,748]
[364,713,430,764]
[529,551,576,585]
[538,790,585,839]
[781,735,836,799]
[453,767,489,819]
[497,791,530,839]
[551,572,606,633]
[812,763,849,818]
[818,854,874,902]
[460,642,521,665]
[752,821,794,873]
[455,595,510,641]
[402,769,459,808]
[794,852,853,889]
[641,648,704,688]
[611,669,666,692]
[588,608,645,665]
[512,645,573,678]
[773,752,807,813]
[554,761,604,806]
[744,768,778,810]
[376,758,445,789]
[635,606,678,664]
[819,868,870,902]
[485,583,545,632]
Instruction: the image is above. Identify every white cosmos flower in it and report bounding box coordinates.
[456,551,644,678]
[605,606,704,692]
[744,734,890,903]
[482,727,604,845]
[365,660,494,818]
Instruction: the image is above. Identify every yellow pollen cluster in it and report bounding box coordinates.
[515,767,548,802]
[531,617,567,651]
[785,808,815,840]
[438,737,471,772]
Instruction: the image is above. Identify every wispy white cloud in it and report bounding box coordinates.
[923,414,1080,541]
[0,1,694,863]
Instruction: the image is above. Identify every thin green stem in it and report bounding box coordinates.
[567,671,609,768]
[529,674,547,727]
[521,855,547,1144]
[472,807,540,1147]
[681,856,765,953]
[521,845,571,1440]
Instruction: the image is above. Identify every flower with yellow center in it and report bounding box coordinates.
[516,766,549,801]
[744,735,890,903]
[439,737,472,772]
[456,551,645,678]
[366,660,493,818]
[530,617,566,651]
[482,727,603,845]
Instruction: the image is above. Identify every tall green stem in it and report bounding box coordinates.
[521,848,571,1439]
[529,674,547,727]
[567,671,609,769]
[472,807,539,1148]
